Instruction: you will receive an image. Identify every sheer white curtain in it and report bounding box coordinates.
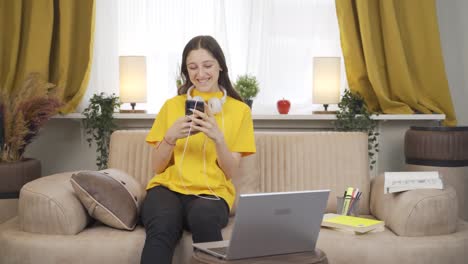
[82,0,343,114]
[78,0,119,113]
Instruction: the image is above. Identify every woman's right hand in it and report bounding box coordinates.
[164,116,198,144]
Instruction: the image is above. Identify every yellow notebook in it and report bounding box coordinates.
[322,214,385,234]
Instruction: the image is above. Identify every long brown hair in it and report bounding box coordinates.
[178,35,243,102]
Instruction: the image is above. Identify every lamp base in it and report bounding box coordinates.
[312,110,337,115]
[120,109,147,113]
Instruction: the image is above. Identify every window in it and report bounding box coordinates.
[82,0,344,114]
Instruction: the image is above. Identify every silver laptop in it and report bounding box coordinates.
[193,190,330,260]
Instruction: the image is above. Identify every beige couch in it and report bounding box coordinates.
[1,130,467,264]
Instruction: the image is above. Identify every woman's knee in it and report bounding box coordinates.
[186,199,228,228]
[141,187,184,236]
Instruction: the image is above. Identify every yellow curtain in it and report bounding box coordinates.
[336,0,457,126]
[0,0,95,113]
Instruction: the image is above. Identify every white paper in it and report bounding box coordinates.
[384,171,443,194]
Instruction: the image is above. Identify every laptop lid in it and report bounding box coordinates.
[194,190,330,260]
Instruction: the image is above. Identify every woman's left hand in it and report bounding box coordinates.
[189,103,224,144]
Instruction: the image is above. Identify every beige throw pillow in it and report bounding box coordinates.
[70,169,146,230]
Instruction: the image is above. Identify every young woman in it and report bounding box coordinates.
[141,35,256,264]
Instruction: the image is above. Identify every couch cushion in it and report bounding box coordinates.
[106,131,371,215]
[317,220,468,264]
[18,172,90,235]
[0,216,236,264]
[0,199,18,224]
[247,132,371,214]
[3,215,468,264]
[231,153,261,215]
[108,130,154,188]
[70,169,146,230]
[370,174,458,236]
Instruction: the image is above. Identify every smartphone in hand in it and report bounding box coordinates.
[185,100,205,118]
[185,100,204,135]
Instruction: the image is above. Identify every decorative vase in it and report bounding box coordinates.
[0,158,41,223]
[0,158,41,199]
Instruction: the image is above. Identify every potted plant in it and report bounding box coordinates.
[175,63,185,90]
[334,89,379,170]
[0,73,63,198]
[82,93,121,170]
[234,74,259,108]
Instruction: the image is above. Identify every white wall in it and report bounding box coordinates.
[437,0,468,125]
[25,1,468,177]
[27,120,98,174]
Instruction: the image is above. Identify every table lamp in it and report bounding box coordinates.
[312,57,341,114]
[119,56,147,113]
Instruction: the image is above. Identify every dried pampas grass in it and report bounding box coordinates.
[0,73,63,162]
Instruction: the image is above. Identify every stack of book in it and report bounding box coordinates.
[384,171,443,194]
[322,214,385,234]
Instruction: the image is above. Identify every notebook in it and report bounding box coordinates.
[322,213,385,234]
[193,190,330,260]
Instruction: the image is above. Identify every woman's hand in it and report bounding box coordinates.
[189,103,224,143]
[164,116,198,144]
[189,102,242,180]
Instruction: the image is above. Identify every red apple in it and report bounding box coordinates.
[277,98,291,114]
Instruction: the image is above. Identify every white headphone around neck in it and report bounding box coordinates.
[186,86,227,114]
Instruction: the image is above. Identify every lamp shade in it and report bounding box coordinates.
[313,57,341,105]
[119,56,147,103]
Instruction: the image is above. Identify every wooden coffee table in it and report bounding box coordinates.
[191,248,328,264]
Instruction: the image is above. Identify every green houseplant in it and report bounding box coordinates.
[0,73,63,199]
[82,93,121,170]
[234,74,259,108]
[334,89,379,170]
[175,63,185,90]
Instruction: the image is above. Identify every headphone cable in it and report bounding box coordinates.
[177,100,224,201]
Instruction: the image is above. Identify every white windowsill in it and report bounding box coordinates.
[53,113,446,121]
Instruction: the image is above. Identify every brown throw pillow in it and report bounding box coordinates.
[70,169,146,230]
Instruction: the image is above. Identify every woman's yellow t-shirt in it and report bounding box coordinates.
[145,90,256,210]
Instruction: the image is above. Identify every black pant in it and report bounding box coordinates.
[140,186,229,264]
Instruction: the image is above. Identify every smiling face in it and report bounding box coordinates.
[186,48,222,93]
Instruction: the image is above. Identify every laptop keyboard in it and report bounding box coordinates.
[208,246,228,256]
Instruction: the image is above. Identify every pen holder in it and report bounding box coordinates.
[336,196,360,216]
